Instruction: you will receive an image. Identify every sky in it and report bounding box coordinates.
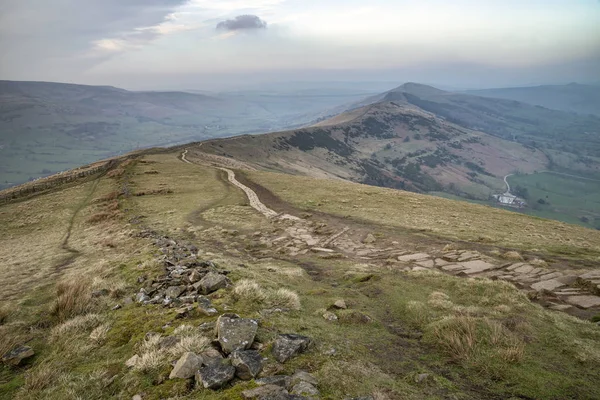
[0,0,599,91]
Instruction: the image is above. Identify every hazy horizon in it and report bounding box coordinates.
[1,0,599,91]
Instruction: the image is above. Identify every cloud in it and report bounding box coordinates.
[216,15,267,31]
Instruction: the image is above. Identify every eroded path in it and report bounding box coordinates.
[179,147,600,317]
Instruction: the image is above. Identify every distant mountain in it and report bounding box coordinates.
[196,82,600,203]
[465,83,600,116]
[0,81,369,189]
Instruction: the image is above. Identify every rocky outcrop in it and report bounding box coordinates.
[231,350,263,379]
[195,362,236,389]
[170,352,202,379]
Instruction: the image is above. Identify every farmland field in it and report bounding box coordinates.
[507,172,600,229]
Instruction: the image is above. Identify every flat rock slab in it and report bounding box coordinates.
[441,264,465,272]
[242,384,289,399]
[538,272,563,281]
[579,270,600,280]
[398,253,431,262]
[416,260,435,268]
[513,265,534,274]
[434,258,450,267]
[459,260,497,274]
[531,279,566,292]
[565,295,600,309]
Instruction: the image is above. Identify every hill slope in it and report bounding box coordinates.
[466,83,600,116]
[0,81,371,190]
[198,100,548,198]
[1,147,600,399]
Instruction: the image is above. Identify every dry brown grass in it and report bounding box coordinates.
[22,361,63,393]
[87,210,121,224]
[231,279,301,310]
[0,305,11,325]
[50,278,93,322]
[503,251,524,261]
[428,315,478,360]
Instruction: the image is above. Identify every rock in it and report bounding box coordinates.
[200,348,224,366]
[557,275,578,285]
[332,299,347,309]
[197,295,218,316]
[195,362,236,389]
[415,373,430,383]
[363,234,376,244]
[416,260,435,268]
[531,279,566,292]
[291,381,320,397]
[460,260,498,274]
[291,371,318,386]
[2,345,34,366]
[565,295,600,309]
[272,334,312,363]
[159,336,181,349]
[189,270,204,283]
[216,314,258,354]
[198,321,216,333]
[194,272,229,295]
[125,354,139,368]
[242,385,289,399]
[256,375,292,389]
[170,352,202,379]
[136,292,150,303]
[231,350,263,379]
[398,253,430,262]
[513,264,534,274]
[165,286,186,299]
[538,272,563,281]
[322,311,338,322]
[132,395,143,400]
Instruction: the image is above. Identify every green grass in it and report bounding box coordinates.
[508,172,600,229]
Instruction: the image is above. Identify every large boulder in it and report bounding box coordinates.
[169,352,202,379]
[272,334,312,363]
[231,350,263,380]
[194,272,229,295]
[165,285,186,299]
[195,362,236,389]
[2,345,34,366]
[216,314,258,354]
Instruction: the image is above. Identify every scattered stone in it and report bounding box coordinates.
[125,354,140,368]
[197,296,218,316]
[196,363,236,389]
[200,348,224,366]
[136,292,150,303]
[195,272,229,295]
[189,270,203,283]
[256,375,293,389]
[198,322,215,333]
[216,314,258,354]
[291,381,320,398]
[242,385,289,399]
[332,299,347,309]
[538,272,563,281]
[363,233,376,244]
[2,345,34,366]
[565,295,600,309]
[322,311,338,322]
[549,304,574,312]
[170,352,202,379]
[415,373,430,383]
[159,336,181,349]
[531,279,566,292]
[132,395,143,400]
[231,350,263,380]
[272,334,312,363]
[291,371,318,386]
[112,304,122,310]
[311,247,334,253]
[165,285,186,299]
[457,252,478,262]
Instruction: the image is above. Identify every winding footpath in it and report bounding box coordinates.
[181,149,279,219]
[503,174,513,196]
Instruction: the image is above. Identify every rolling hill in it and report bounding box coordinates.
[0,81,372,190]
[467,83,600,116]
[1,141,600,399]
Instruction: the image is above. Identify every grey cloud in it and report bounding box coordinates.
[0,0,188,79]
[216,15,267,31]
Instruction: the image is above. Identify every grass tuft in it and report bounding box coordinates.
[51,278,93,322]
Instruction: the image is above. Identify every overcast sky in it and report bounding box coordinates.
[1,0,599,90]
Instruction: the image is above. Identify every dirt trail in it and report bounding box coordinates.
[179,147,600,317]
